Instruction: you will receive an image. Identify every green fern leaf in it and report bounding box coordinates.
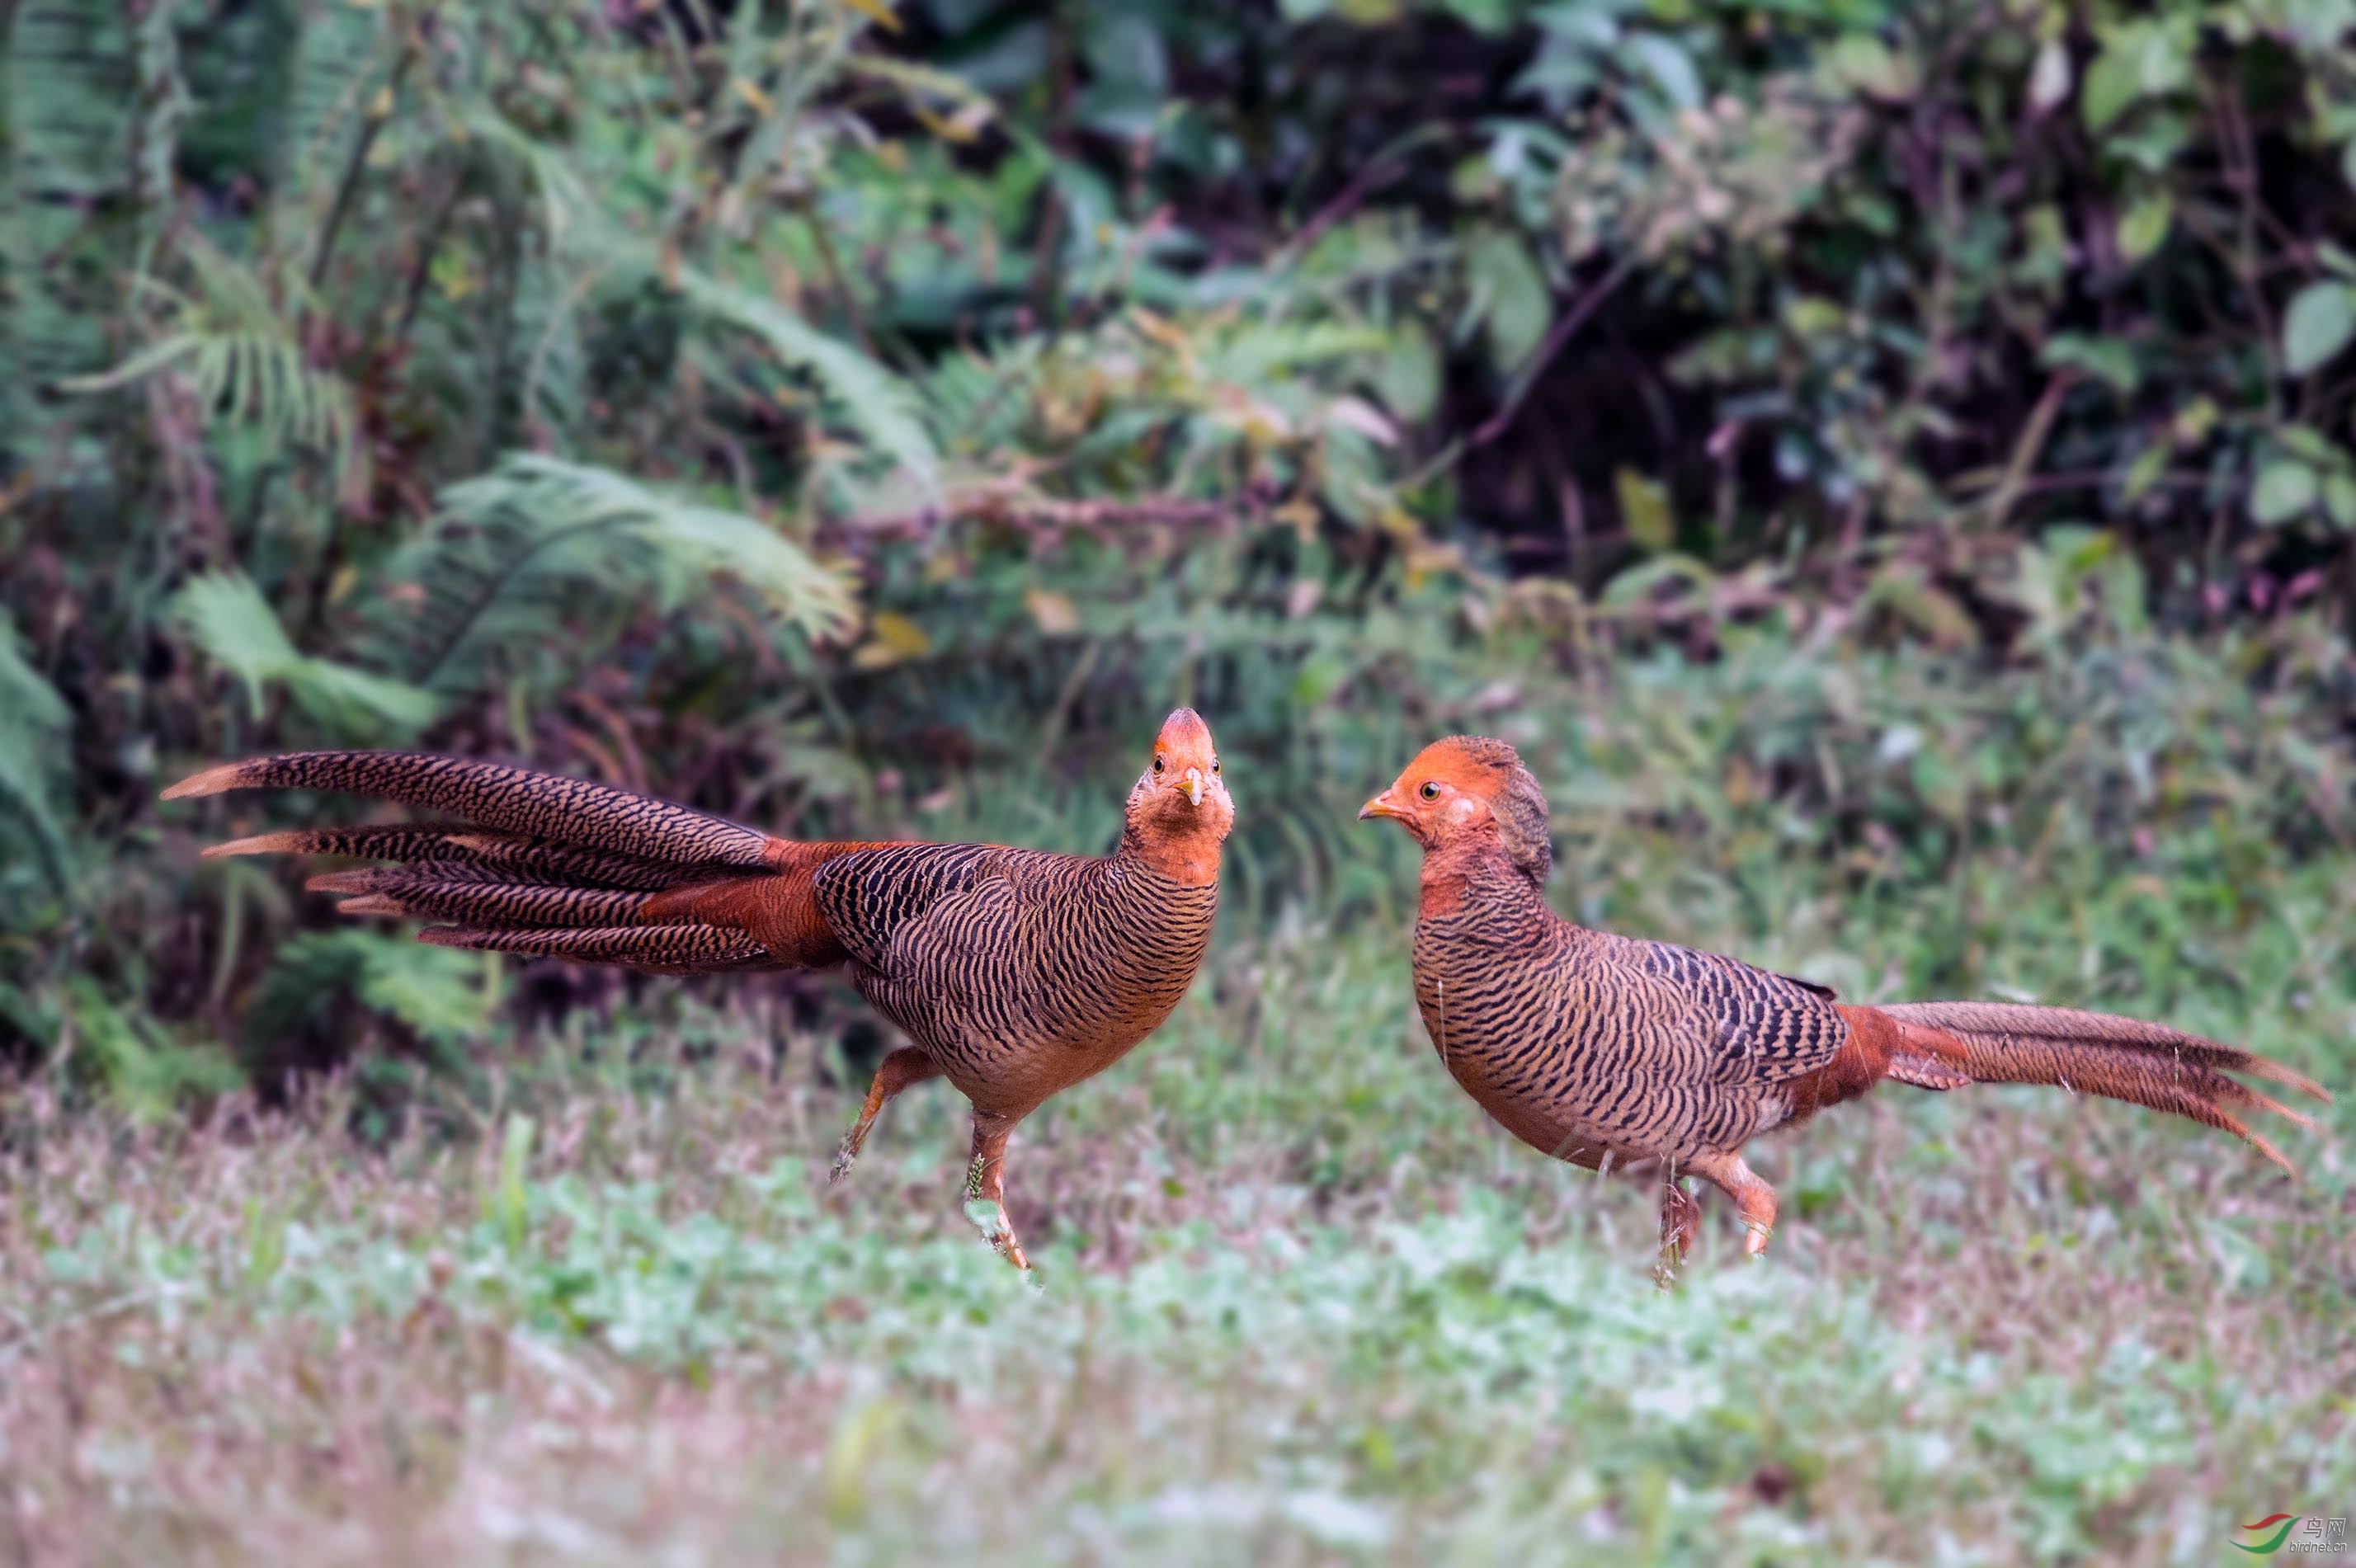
[169,570,441,736]
[382,454,859,695]
[4,0,135,439]
[271,0,390,247]
[68,238,365,494]
[678,269,941,495]
[247,930,491,1054]
[168,571,304,717]
[0,611,73,897]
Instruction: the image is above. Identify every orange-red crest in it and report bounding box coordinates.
[1359,735,1552,883]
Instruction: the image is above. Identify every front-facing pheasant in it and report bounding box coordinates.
[1361,736,2329,1265]
[165,709,1234,1269]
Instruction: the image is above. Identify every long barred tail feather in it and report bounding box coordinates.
[164,751,778,870]
[306,869,656,930]
[206,826,704,892]
[418,922,771,972]
[1878,1000,2330,1177]
[167,751,798,972]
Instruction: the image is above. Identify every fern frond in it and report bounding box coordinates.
[169,571,441,737]
[376,454,860,697]
[677,268,940,495]
[0,611,73,897]
[1204,322,1388,386]
[4,0,136,427]
[67,236,365,495]
[64,975,244,1118]
[270,0,390,245]
[457,104,601,256]
[6,0,134,201]
[246,929,492,1053]
[922,339,1044,455]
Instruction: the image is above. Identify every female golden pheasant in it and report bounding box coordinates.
[1360,736,2329,1262]
[165,709,1234,1269]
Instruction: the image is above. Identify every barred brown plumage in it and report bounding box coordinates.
[1363,736,2331,1273]
[167,751,778,869]
[163,709,1235,1270]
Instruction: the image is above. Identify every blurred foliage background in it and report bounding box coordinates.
[3,0,2356,1109]
[6,3,2356,1556]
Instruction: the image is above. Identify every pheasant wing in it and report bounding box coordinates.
[1628,940,1850,1085]
[810,841,1010,974]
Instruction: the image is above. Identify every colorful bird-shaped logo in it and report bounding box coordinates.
[2231,1515,2300,1554]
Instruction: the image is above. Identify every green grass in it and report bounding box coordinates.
[4,898,2349,1564]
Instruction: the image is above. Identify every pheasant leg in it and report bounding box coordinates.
[1656,1178,1702,1282]
[830,1047,940,1185]
[964,1115,1031,1270]
[1686,1149,1779,1256]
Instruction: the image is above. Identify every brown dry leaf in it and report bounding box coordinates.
[852,611,931,668]
[1025,588,1080,635]
[836,0,902,31]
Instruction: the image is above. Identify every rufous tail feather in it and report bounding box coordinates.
[1873,1000,2329,1178]
[164,751,817,973]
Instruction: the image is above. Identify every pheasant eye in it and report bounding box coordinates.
[1152,756,1166,773]
[1210,760,1220,775]
[1420,781,1440,800]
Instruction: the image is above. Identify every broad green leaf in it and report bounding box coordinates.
[2282,282,2355,376]
[1614,468,1674,552]
[2250,459,2316,525]
[1375,324,1442,423]
[1626,33,1700,111]
[1466,229,1551,375]
[2324,473,2356,531]
[1830,34,1915,99]
[2120,444,2170,505]
[169,572,303,718]
[2116,195,2170,264]
[2278,425,2336,465]
[2042,333,2139,395]
[2080,45,2138,132]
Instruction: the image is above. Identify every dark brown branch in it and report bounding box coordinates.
[1469,252,1637,450]
[846,487,1273,539]
[309,41,420,292]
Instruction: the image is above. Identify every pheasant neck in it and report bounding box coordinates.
[1418,835,1548,924]
[1118,817,1223,887]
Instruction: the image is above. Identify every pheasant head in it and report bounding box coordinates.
[1359,735,1552,886]
[1121,708,1232,883]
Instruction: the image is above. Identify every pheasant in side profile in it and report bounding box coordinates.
[1359,737,2329,1263]
[164,709,1234,1269]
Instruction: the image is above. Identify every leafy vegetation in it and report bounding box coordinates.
[6,0,2356,1079]
[2,0,2352,1556]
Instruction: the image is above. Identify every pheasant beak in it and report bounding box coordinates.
[1183,767,1204,808]
[1358,787,1409,824]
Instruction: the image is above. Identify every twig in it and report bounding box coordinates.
[1468,252,1637,450]
[1279,161,1408,268]
[390,163,467,352]
[1027,0,1077,326]
[799,205,877,357]
[846,487,1271,538]
[1953,468,2214,499]
[1977,370,2076,531]
[1036,637,1103,762]
[309,40,420,292]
